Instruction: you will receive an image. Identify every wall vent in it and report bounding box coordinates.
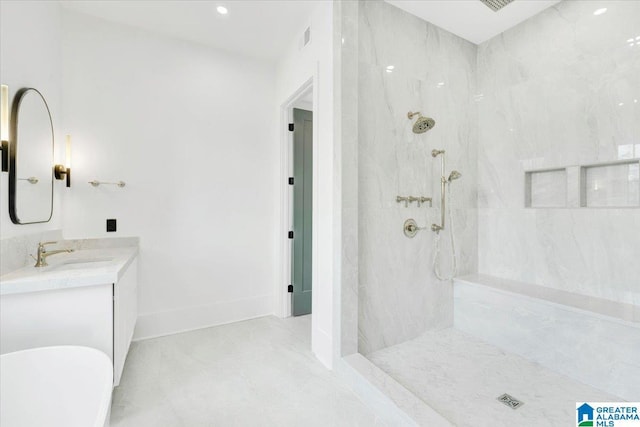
[479,0,514,12]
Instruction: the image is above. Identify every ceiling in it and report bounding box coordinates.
[59,0,560,60]
[59,0,321,61]
[385,0,561,45]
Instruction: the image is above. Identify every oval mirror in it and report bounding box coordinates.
[9,88,54,224]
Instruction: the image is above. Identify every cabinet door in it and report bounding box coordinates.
[0,285,112,357]
[113,258,138,386]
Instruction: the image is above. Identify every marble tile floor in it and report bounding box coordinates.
[111,315,385,427]
[367,328,622,427]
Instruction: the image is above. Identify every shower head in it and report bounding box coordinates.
[413,116,436,134]
[407,111,435,134]
[447,170,462,182]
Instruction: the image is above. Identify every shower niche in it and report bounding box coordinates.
[525,159,640,209]
[525,168,567,208]
[580,160,640,208]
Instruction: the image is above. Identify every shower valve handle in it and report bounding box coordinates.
[396,196,409,207]
[403,219,424,238]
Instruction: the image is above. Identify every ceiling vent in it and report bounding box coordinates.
[479,0,515,12]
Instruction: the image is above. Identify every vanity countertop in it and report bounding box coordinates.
[0,246,138,296]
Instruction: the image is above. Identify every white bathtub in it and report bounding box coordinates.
[0,346,113,427]
[454,274,640,401]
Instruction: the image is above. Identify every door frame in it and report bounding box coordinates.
[277,77,316,319]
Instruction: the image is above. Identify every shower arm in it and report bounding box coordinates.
[431,149,446,233]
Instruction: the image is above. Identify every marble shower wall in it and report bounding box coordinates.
[477,1,640,305]
[357,0,478,354]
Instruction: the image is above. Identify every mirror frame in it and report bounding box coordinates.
[9,88,54,224]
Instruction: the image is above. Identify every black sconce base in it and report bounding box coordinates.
[1,140,8,172]
[54,164,71,187]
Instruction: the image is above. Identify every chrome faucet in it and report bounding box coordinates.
[34,241,74,267]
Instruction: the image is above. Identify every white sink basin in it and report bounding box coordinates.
[48,258,115,271]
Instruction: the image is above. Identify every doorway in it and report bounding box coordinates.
[278,79,315,321]
[291,107,313,316]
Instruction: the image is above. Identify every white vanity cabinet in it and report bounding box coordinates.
[113,258,137,385]
[0,250,138,387]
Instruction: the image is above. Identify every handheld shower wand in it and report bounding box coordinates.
[431,150,462,232]
[431,150,446,232]
[448,170,462,182]
[431,149,462,281]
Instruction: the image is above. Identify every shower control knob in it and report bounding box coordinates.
[403,219,419,238]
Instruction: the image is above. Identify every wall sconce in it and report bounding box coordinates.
[54,134,71,187]
[1,84,9,172]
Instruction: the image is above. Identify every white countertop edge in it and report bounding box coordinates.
[0,247,138,296]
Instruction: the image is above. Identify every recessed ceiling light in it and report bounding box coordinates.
[593,8,607,16]
[618,102,624,106]
[628,38,635,43]
[216,6,228,15]
[386,65,395,70]
[636,36,640,40]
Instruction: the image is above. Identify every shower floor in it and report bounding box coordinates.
[367,328,621,427]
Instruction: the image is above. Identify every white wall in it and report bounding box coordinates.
[1,2,338,367]
[275,1,335,368]
[477,1,640,305]
[0,1,64,238]
[61,10,279,338]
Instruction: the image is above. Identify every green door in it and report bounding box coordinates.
[292,108,312,316]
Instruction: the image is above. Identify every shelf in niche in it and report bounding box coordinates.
[525,168,567,208]
[580,160,640,208]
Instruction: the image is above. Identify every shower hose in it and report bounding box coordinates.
[433,183,458,281]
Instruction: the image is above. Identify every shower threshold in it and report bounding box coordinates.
[366,328,621,427]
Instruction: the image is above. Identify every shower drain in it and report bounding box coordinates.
[496,393,524,409]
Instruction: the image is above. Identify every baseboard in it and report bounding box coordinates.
[133,294,274,341]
